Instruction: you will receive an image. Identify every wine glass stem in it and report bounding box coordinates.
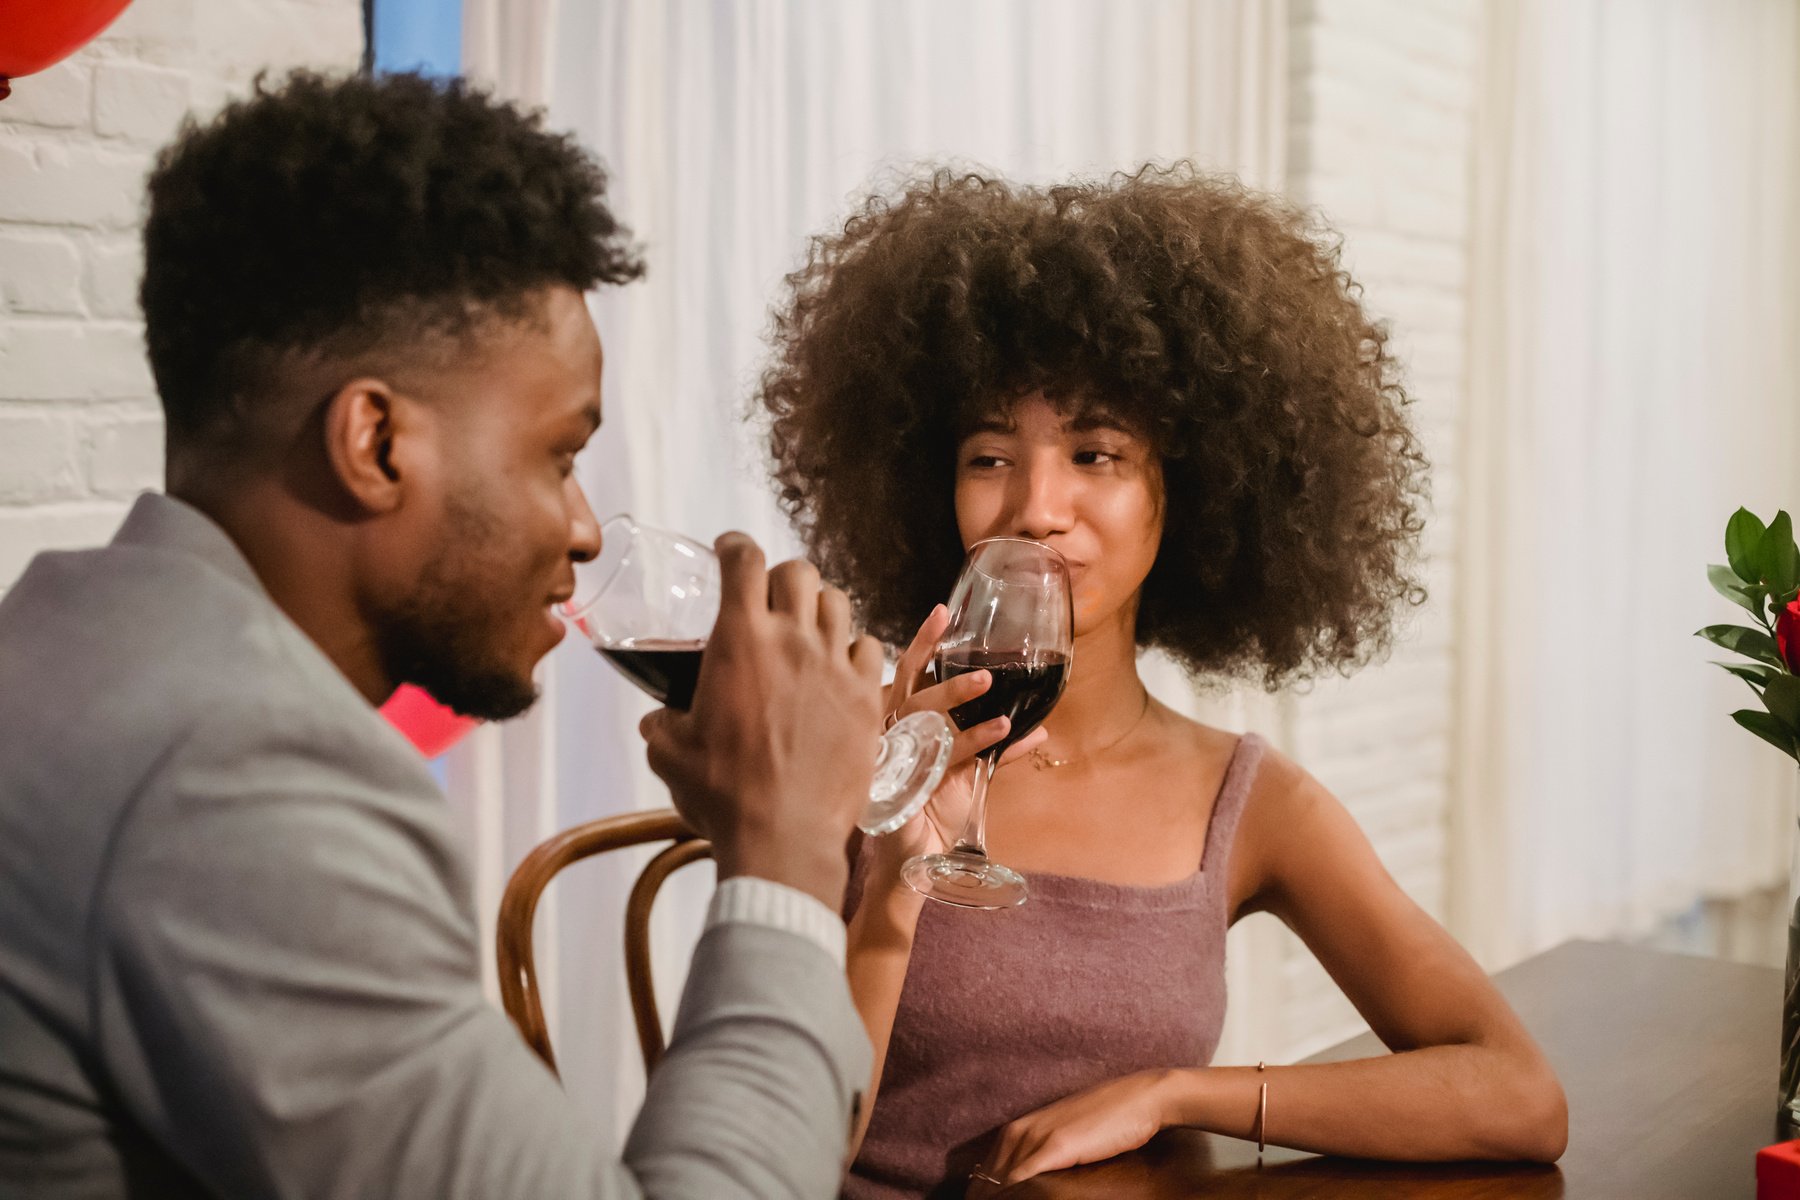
[951,752,1000,857]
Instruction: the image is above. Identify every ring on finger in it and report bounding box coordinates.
[883,710,900,731]
[970,1169,1004,1186]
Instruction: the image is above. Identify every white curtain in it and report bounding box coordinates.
[1452,0,1800,968]
[462,0,1289,1138]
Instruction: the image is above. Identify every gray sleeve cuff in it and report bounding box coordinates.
[705,876,847,969]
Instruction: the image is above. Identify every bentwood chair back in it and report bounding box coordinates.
[496,808,711,1076]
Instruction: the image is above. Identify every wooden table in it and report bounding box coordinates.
[1007,940,1783,1198]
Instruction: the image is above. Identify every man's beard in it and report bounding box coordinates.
[373,497,541,722]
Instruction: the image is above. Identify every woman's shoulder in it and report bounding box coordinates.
[1151,709,1290,789]
[1225,737,1337,836]
[1121,706,1329,808]
[1226,739,1355,905]
[1149,706,1241,762]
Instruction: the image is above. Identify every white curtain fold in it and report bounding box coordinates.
[1453,0,1800,968]
[463,0,558,105]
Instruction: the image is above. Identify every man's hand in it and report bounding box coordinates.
[639,532,882,910]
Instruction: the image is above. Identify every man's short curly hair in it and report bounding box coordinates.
[757,164,1428,688]
[142,70,643,449]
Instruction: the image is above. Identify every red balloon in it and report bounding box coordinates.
[381,684,481,759]
[0,0,135,88]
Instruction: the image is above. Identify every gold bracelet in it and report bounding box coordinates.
[1255,1061,1268,1166]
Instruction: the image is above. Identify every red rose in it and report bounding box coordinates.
[1779,598,1800,674]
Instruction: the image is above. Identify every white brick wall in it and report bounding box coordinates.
[0,0,363,597]
[1252,0,1480,1061]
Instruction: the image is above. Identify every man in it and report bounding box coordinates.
[0,71,882,1197]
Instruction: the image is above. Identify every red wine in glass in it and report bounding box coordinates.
[938,651,1069,759]
[902,537,1074,910]
[597,639,705,709]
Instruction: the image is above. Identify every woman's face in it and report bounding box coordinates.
[953,393,1164,637]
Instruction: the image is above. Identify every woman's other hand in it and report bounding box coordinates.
[966,1069,1181,1197]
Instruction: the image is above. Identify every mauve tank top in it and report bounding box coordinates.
[841,733,1265,1200]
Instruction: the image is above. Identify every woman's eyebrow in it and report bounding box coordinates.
[962,416,1017,436]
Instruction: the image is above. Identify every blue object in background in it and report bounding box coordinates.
[367,0,462,78]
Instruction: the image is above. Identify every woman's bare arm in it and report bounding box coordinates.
[972,751,1565,1192]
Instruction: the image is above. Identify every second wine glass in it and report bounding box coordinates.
[901,537,1073,909]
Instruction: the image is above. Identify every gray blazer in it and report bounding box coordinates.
[0,492,870,1198]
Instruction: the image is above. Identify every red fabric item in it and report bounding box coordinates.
[1759,1140,1800,1200]
[380,684,480,759]
[0,0,134,83]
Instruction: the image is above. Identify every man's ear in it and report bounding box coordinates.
[322,377,408,514]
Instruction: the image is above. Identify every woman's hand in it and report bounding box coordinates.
[966,1070,1182,1197]
[876,605,1047,863]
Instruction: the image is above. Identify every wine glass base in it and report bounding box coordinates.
[901,851,1028,909]
[859,711,954,836]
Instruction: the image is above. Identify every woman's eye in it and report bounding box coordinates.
[1074,449,1119,466]
[966,453,1007,469]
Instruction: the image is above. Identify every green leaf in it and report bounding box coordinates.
[1760,511,1800,596]
[1709,564,1764,615]
[1715,660,1779,689]
[1728,508,1769,582]
[1733,709,1799,760]
[1767,675,1800,730]
[1696,624,1788,668]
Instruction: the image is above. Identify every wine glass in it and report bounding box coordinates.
[900,537,1073,909]
[563,515,955,836]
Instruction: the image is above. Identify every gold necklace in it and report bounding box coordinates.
[1027,688,1152,771]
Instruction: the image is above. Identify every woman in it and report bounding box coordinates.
[757,164,1566,1198]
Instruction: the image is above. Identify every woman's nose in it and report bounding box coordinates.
[1010,457,1074,541]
